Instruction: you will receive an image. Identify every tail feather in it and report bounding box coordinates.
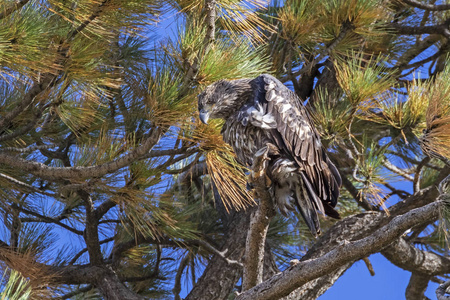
[269,157,340,237]
[294,177,321,237]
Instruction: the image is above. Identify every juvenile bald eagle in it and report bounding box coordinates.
[198,74,341,236]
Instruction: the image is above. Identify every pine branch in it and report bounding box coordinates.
[16,206,83,235]
[0,75,57,132]
[0,144,58,153]
[402,0,450,11]
[0,172,57,197]
[414,157,431,194]
[66,0,109,41]
[340,174,376,211]
[382,160,415,181]
[390,18,450,39]
[54,284,93,300]
[194,240,243,268]
[398,42,449,72]
[0,128,164,180]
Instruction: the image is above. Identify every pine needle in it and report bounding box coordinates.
[420,62,450,159]
[206,150,255,212]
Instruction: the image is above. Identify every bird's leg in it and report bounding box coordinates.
[249,143,277,188]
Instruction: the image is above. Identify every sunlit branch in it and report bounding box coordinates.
[194,239,243,268]
[0,172,57,197]
[382,160,414,181]
[204,0,216,46]
[414,157,431,194]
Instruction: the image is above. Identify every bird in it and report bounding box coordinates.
[198,74,341,236]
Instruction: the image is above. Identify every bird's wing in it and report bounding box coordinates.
[249,74,341,214]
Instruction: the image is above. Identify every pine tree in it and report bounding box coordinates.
[0,0,449,299]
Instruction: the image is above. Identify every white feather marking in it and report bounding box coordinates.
[267,90,277,101]
[279,103,292,113]
[275,95,284,105]
[267,81,276,90]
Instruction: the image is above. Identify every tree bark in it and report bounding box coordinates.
[185,208,251,300]
[94,268,146,300]
[405,273,431,300]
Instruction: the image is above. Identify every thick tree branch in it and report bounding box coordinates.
[242,146,276,291]
[405,273,431,300]
[79,190,103,265]
[70,238,114,265]
[94,267,146,300]
[174,254,190,300]
[236,201,442,300]
[204,0,216,46]
[94,200,117,221]
[186,209,251,300]
[381,237,450,275]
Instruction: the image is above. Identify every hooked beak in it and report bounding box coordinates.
[199,110,210,124]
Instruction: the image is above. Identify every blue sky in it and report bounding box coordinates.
[319,253,439,300]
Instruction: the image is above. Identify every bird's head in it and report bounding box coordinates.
[198,79,251,124]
